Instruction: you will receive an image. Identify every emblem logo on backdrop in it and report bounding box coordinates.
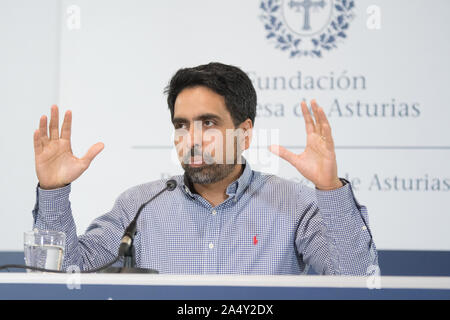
[259,0,355,58]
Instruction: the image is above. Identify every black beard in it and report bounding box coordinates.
[181,162,237,184]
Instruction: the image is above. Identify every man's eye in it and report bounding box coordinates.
[174,123,187,129]
[204,120,215,127]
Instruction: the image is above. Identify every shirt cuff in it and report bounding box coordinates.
[315,181,360,221]
[36,183,72,214]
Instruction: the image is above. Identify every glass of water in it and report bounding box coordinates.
[24,229,66,272]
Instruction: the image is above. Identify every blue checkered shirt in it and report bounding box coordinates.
[32,160,378,275]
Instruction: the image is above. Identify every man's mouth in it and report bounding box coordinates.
[189,156,204,167]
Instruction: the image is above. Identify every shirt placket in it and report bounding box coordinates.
[203,205,221,274]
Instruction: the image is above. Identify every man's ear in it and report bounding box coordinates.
[238,119,253,151]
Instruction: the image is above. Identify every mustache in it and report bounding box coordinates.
[181,147,216,164]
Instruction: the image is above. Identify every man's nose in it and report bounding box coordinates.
[187,121,203,149]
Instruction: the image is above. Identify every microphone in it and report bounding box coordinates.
[101,179,177,273]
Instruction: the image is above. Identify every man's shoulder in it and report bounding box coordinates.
[117,175,184,203]
[249,171,317,213]
[252,170,314,195]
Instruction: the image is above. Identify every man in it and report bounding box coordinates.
[32,62,378,275]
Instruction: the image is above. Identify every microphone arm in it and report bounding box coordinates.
[101,179,177,273]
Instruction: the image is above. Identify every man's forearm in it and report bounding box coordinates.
[32,183,87,270]
[32,183,126,271]
[315,182,378,276]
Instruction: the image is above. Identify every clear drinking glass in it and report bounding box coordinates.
[24,229,66,272]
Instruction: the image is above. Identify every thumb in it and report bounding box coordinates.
[268,144,297,166]
[81,142,104,165]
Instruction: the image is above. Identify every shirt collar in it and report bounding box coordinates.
[181,157,253,201]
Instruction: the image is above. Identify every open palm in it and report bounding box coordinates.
[269,100,342,190]
[33,105,104,190]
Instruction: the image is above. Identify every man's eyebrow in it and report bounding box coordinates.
[172,117,188,124]
[193,113,222,122]
[172,113,222,124]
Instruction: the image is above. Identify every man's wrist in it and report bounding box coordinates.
[38,182,70,190]
[315,178,346,191]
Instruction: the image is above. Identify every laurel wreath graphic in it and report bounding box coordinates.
[259,0,355,58]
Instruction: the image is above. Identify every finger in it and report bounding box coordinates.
[268,145,297,166]
[311,100,322,135]
[81,142,104,165]
[317,106,332,136]
[60,110,72,140]
[38,115,49,145]
[318,107,335,149]
[49,105,59,140]
[301,101,315,134]
[33,130,43,155]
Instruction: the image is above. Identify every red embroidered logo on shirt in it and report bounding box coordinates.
[253,235,258,245]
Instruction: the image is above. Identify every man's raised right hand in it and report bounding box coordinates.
[33,105,104,190]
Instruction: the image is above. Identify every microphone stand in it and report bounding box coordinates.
[99,179,177,273]
[101,242,154,274]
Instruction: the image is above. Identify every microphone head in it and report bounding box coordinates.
[166,179,177,191]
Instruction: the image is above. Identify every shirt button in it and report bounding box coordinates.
[362,226,367,231]
[211,209,217,215]
[208,243,214,249]
[233,198,237,203]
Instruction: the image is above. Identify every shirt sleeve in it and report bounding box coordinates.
[295,181,379,276]
[32,183,129,271]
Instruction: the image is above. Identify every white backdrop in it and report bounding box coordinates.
[1,0,449,251]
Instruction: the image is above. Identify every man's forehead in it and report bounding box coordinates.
[173,87,229,120]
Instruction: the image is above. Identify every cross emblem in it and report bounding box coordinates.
[288,0,327,31]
